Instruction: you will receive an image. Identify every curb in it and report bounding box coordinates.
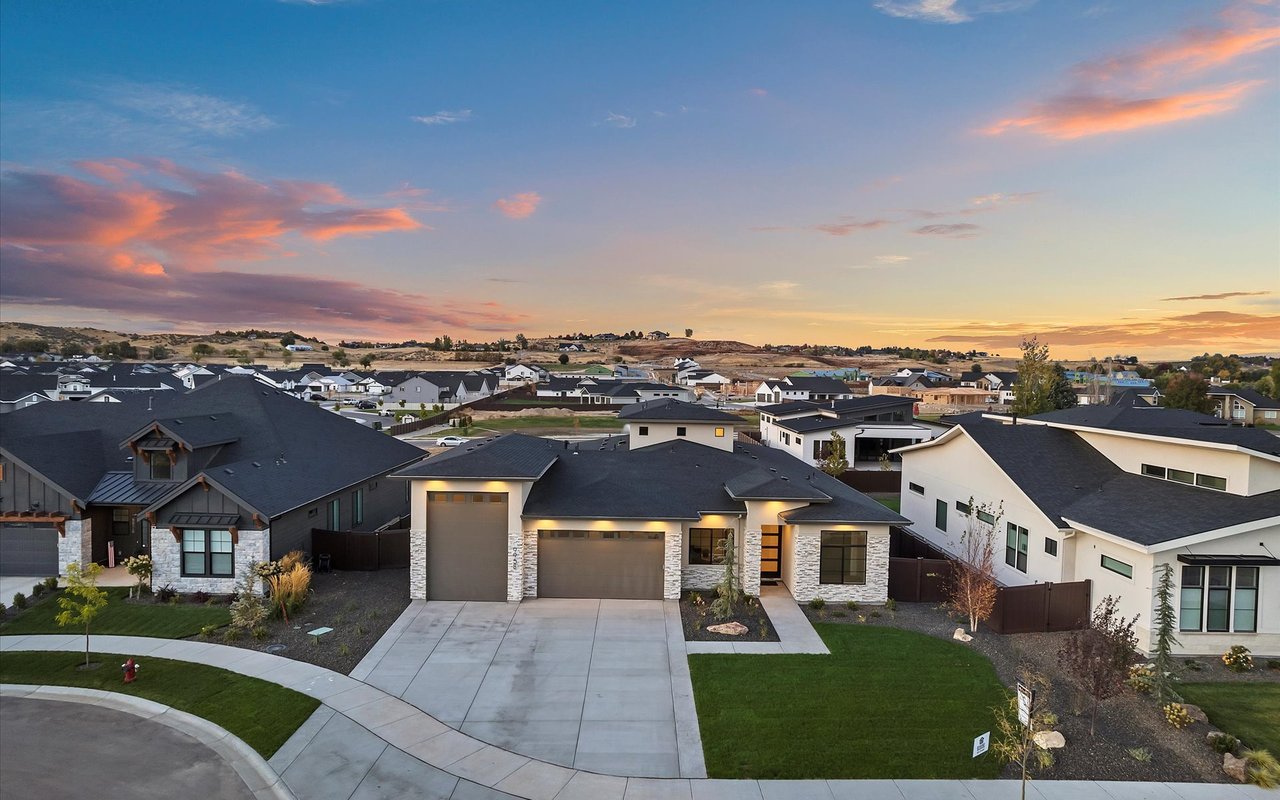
[0,683,295,800]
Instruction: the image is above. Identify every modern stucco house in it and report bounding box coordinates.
[393,398,905,604]
[895,400,1280,655]
[0,378,423,592]
[758,395,933,470]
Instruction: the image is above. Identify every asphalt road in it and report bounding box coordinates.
[0,697,254,800]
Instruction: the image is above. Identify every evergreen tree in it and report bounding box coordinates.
[1150,564,1182,704]
[1048,364,1078,410]
[1011,336,1055,416]
[820,432,849,476]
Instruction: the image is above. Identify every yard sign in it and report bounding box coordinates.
[1016,681,1034,727]
[972,731,990,758]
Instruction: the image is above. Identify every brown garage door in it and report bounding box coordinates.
[537,530,664,599]
[426,492,508,601]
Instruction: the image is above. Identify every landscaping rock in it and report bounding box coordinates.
[707,621,749,636]
[1033,730,1066,749]
[953,627,973,642]
[1224,752,1248,783]
[1181,704,1209,724]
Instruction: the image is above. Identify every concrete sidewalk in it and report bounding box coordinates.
[2,634,1269,800]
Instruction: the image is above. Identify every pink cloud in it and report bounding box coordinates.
[748,88,769,97]
[809,218,893,236]
[493,191,542,220]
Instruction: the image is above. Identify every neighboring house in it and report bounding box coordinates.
[504,364,550,383]
[678,369,733,388]
[1209,387,1280,427]
[646,331,670,340]
[285,344,314,351]
[978,372,1019,404]
[673,358,700,372]
[895,402,1280,656]
[869,375,935,397]
[557,342,586,352]
[536,376,586,399]
[759,395,932,469]
[0,378,422,591]
[915,387,996,406]
[0,374,57,414]
[387,374,449,406]
[755,376,854,404]
[393,398,905,603]
[578,380,694,405]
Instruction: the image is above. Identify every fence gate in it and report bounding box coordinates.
[988,580,1092,634]
[311,528,410,571]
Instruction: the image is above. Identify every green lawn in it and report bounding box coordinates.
[1179,682,1280,755]
[875,496,902,512]
[0,650,318,757]
[689,624,1007,779]
[475,415,626,432]
[0,588,230,639]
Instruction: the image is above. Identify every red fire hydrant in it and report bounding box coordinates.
[121,658,140,684]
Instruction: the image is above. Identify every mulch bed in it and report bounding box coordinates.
[804,600,1279,783]
[218,568,410,675]
[680,591,780,642]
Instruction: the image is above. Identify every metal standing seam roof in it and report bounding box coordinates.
[166,512,242,527]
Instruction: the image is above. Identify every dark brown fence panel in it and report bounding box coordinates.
[311,528,409,571]
[988,580,1091,634]
[889,528,950,560]
[888,557,952,603]
[837,471,902,494]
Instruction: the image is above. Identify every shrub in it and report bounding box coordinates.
[198,623,220,639]
[884,598,897,612]
[1222,645,1254,673]
[31,583,46,598]
[337,643,351,657]
[1184,658,1204,671]
[252,626,269,640]
[1127,747,1152,762]
[1127,663,1157,694]
[808,597,826,610]
[1243,749,1280,789]
[845,600,858,611]
[12,592,27,610]
[1163,703,1193,729]
[155,584,177,603]
[870,610,881,618]
[1269,659,1280,671]
[42,577,59,592]
[1211,733,1240,754]
[0,602,7,616]
[222,627,242,642]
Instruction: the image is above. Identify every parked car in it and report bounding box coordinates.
[436,435,467,447]
[355,400,377,410]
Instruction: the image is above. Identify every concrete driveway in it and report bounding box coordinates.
[354,598,703,779]
[0,576,45,602]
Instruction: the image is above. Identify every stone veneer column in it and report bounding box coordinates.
[409,529,427,600]
[662,529,683,600]
[522,530,538,598]
[741,527,762,597]
[506,529,524,603]
[57,518,93,575]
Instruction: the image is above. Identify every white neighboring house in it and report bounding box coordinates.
[285,344,314,352]
[678,369,733,388]
[759,396,932,470]
[895,404,1280,656]
[755,376,855,405]
[504,364,550,384]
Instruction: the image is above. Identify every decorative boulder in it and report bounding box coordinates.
[1224,752,1248,783]
[1181,704,1209,724]
[953,627,973,643]
[1033,730,1066,750]
[707,622,749,636]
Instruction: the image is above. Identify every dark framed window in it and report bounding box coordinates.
[1005,524,1029,573]
[955,500,971,514]
[676,426,687,437]
[149,454,172,480]
[977,509,996,525]
[112,508,131,538]
[1100,554,1133,579]
[181,529,233,577]
[819,530,867,585]
[908,482,924,495]
[1234,567,1258,633]
[935,499,947,532]
[689,528,730,565]
[1179,566,1203,631]
[638,426,649,436]
[1044,537,1058,557]
[1195,474,1227,491]
[1168,468,1194,485]
[1141,464,1166,479]
[326,497,341,529]
[352,488,364,526]
[1206,566,1231,631]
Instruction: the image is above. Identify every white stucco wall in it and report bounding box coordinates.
[1071,429,1277,496]
[627,421,734,451]
[520,516,684,600]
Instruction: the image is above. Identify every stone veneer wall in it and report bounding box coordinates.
[787,527,890,603]
[409,529,426,600]
[149,528,270,595]
[681,565,721,590]
[506,529,524,602]
[57,518,93,574]
[662,529,682,600]
[521,530,538,598]
[740,527,762,597]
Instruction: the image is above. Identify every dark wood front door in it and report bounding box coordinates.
[760,525,782,580]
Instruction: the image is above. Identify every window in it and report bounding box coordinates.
[326,498,341,529]
[1206,566,1231,632]
[819,531,867,585]
[638,426,649,436]
[1141,464,1166,479]
[308,507,318,518]
[689,528,730,565]
[1234,567,1258,633]
[1005,524,1029,573]
[1168,468,1193,485]
[1179,566,1204,632]
[935,499,947,532]
[977,509,995,525]
[181,530,233,577]
[908,482,924,495]
[955,500,971,515]
[714,427,725,438]
[112,508,131,538]
[352,488,364,526]
[1044,538,1058,557]
[1195,474,1227,491]
[1100,554,1133,579]
[1143,462,1227,491]
[676,426,687,437]
[149,454,172,481]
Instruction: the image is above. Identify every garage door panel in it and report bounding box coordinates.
[537,531,664,600]
[426,492,508,601]
[0,526,59,576]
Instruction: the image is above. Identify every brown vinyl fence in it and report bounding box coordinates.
[837,470,902,494]
[987,579,1092,634]
[888,557,953,603]
[311,528,410,571]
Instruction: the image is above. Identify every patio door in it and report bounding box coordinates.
[760,525,782,581]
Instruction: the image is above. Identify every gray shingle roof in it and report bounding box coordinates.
[1208,386,1280,410]
[1031,405,1280,457]
[393,433,560,480]
[617,398,740,423]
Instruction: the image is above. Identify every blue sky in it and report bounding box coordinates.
[1,0,1277,358]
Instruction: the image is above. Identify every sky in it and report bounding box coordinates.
[1,0,1277,360]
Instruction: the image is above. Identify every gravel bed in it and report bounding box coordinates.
[220,568,410,675]
[681,591,780,642]
[802,600,1276,783]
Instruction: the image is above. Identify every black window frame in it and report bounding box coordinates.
[638,425,649,436]
[1100,554,1134,579]
[908,482,924,495]
[180,529,234,578]
[1206,565,1231,632]
[1234,567,1258,633]
[676,426,687,437]
[326,497,341,529]
[955,500,971,514]
[149,454,172,481]
[819,530,868,586]
[688,527,730,566]
[935,499,947,532]
[1179,565,1204,632]
[1043,537,1058,557]
[1005,523,1029,573]
[352,488,364,526]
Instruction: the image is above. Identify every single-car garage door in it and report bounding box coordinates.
[426,491,508,601]
[0,525,59,577]
[537,530,664,599]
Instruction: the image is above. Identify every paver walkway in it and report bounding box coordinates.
[2,634,1271,800]
[352,598,703,778]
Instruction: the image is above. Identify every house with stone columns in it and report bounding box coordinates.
[392,397,904,603]
[0,377,421,593]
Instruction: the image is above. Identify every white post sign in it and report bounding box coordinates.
[1016,681,1034,727]
[972,731,990,758]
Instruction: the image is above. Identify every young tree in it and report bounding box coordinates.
[558,353,569,365]
[359,354,375,368]
[1150,564,1182,704]
[1162,372,1215,413]
[331,348,350,367]
[1011,337,1055,416]
[191,342,216,363]
[515,333,528,350]
[149,345,171,360]
[710,531,742,620]
[990,669,1058,797]
[1058,595,1139,734]
[946,500,1000,632]
[55,562,109,668]
[820,432,849,476]
[279,334,296,347]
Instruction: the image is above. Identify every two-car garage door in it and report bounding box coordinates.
[0,526,59,576]
[537,530,664,600]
